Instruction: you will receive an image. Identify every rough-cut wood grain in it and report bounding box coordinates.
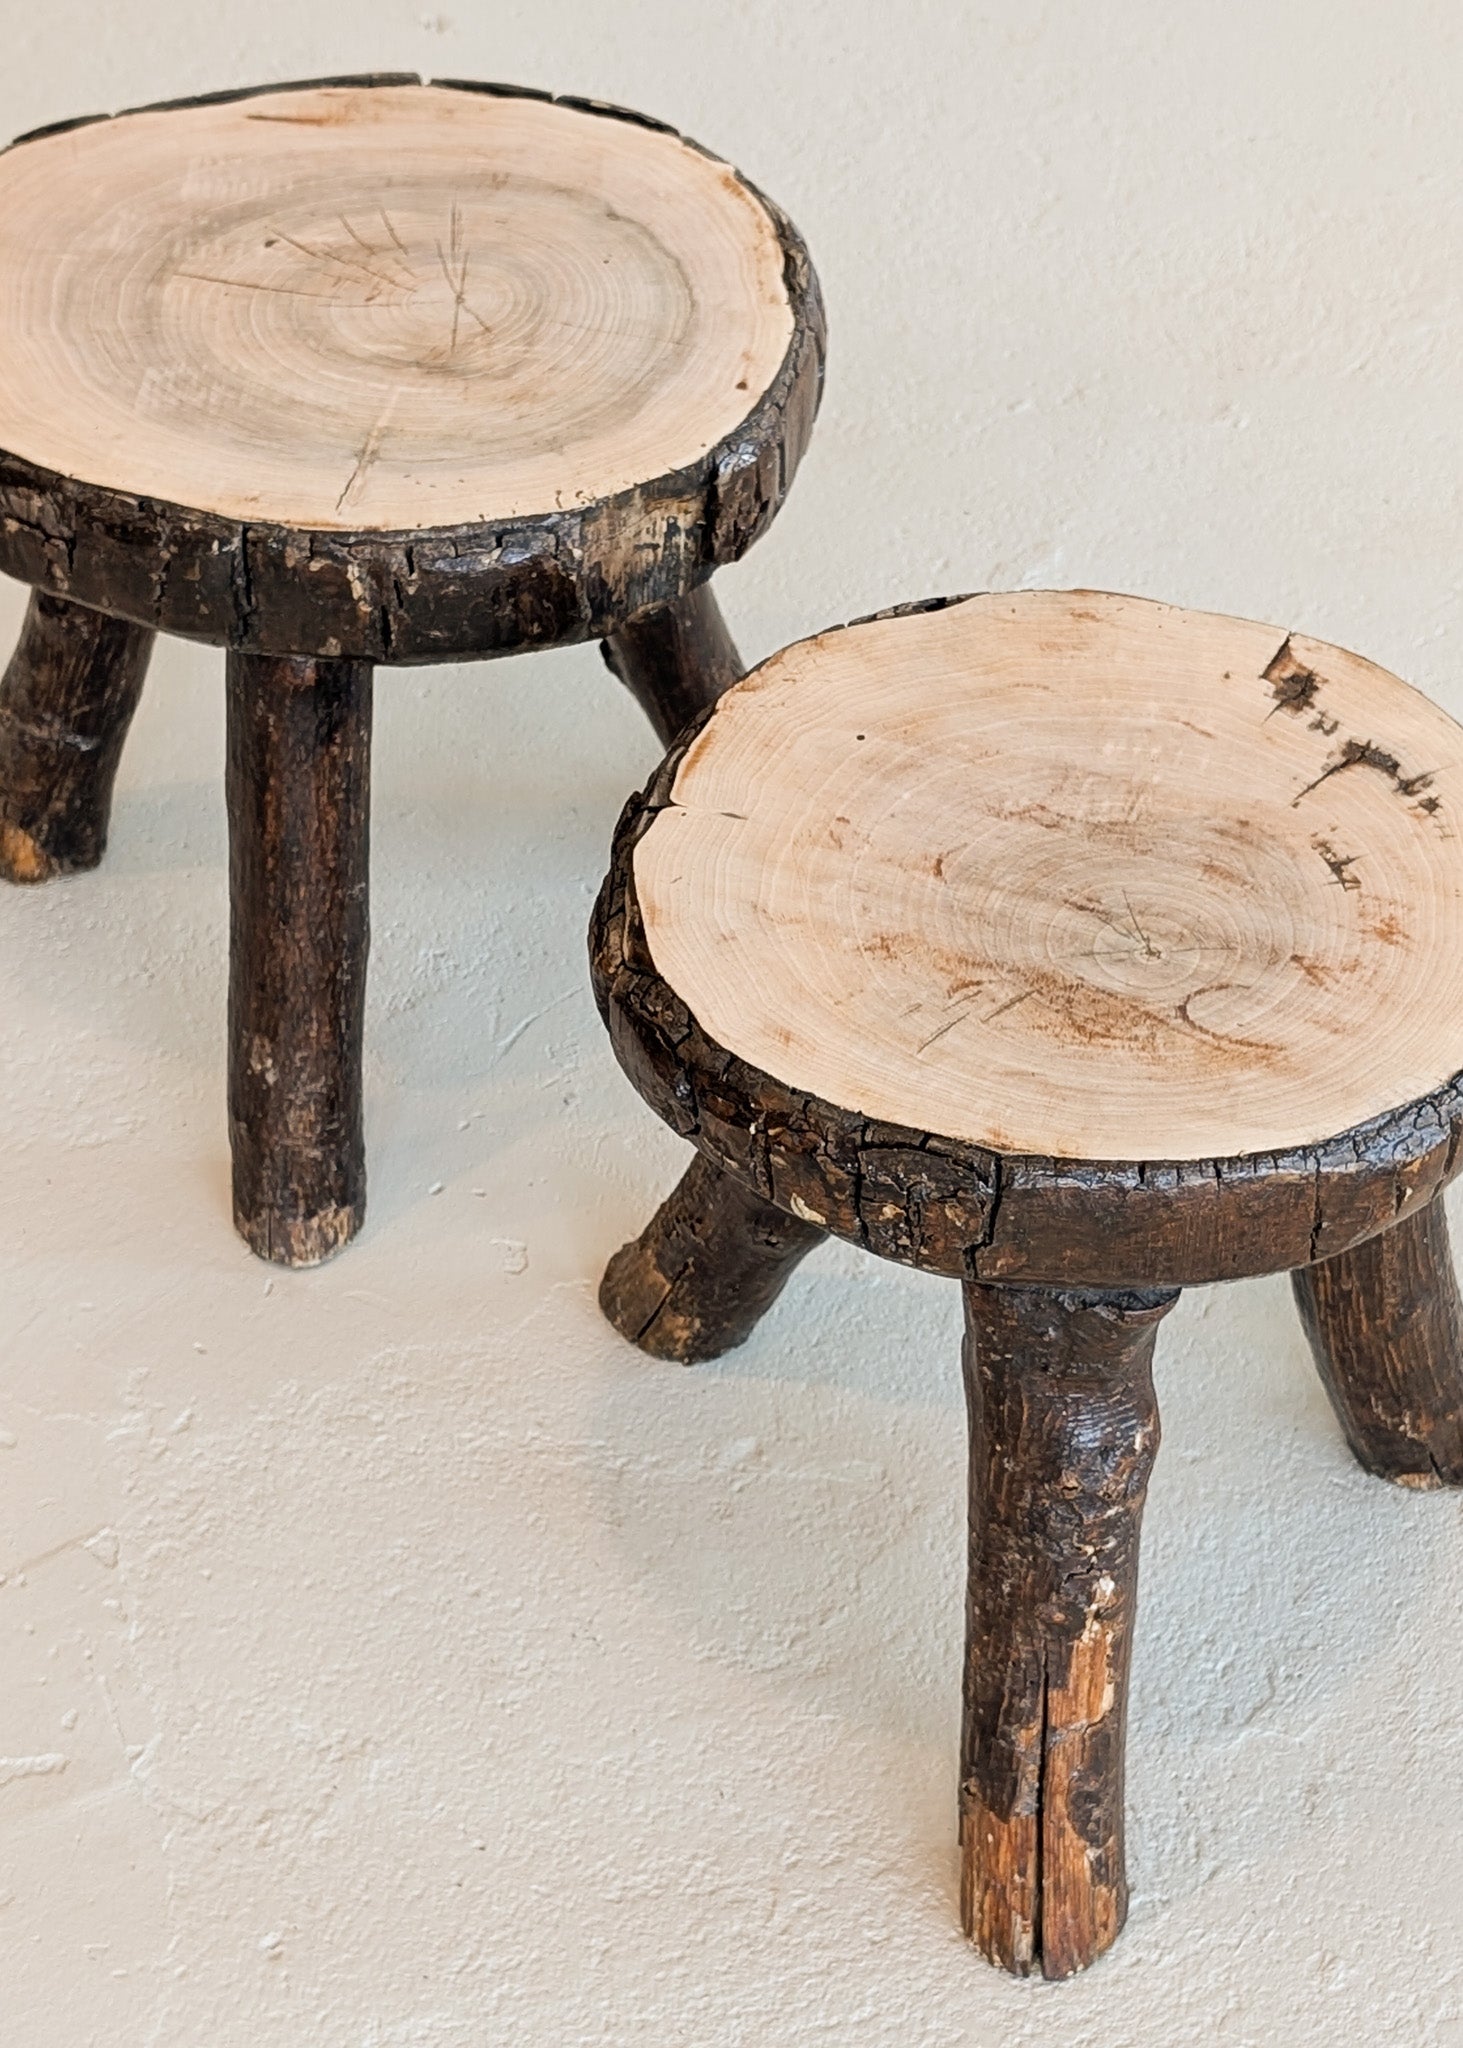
[600,1148,824,1362]
[592,718,1463,1291]
[959,1281,1173,1979]
[227,651,371,1266]
[0,591,153,881]
[602,585,744,747]
[633,589,1463,1163]
[1293,1190,1463,1486]
[0,82,791,528]
[0,79,825,663]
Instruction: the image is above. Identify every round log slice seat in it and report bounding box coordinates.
[592,588,1463,1979]
[0,74,823,1264]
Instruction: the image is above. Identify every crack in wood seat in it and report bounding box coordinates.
[592,588,1463,1978]
[0,74,823,1263]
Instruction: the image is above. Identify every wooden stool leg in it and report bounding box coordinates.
[600,1151,825,1362]
[226,651,372,1267]
[959,1280,1175,1980]
[1292,1191,1463,1487]
[601,583,743,746]
[0,590,154,882]
[602,583,799,1355]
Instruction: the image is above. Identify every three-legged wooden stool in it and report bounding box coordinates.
[593,589,1463,1978]
[0,74,822,1262]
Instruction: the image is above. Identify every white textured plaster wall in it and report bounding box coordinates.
[3,2,1463,2041]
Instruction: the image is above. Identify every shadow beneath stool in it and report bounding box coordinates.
[581,1242,1463,1925]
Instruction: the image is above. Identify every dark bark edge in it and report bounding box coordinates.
[590,631,1463,1290]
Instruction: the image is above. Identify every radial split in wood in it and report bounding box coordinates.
[960,1280,1175,1979]
[0,591,153,881]
[1293,1191,1463,1487]
[227,650,372,1267]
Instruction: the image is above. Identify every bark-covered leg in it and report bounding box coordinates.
[600,1150,825,1363]
[601,582,743,746]
[0,590,155,882]
[1292,1192,1463,1487]
[227,651,372,1267]
[960,1281,1175,1980]
[601,582,786,1340]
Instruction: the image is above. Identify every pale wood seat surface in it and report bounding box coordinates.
[0,78,793,531]
[633,589,1463,1166]
[0,76,822,662]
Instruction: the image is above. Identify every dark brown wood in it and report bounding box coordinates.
[1293,1191,1463,1486]
[227,651,371,1266]
[602,584,744,746]
[0,82,825,665]
[601,1149,824,1361]
[960,1281,1174,1979]
[0,589,153,881]
[590,695,1463,1292]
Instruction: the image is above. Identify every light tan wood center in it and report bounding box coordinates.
[634,591,1463,1161]
[0,83,794,530]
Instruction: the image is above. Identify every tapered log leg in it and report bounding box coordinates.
[959,1281,1175,1980]
[227,651,372,1267]
[1292,1192,1463,1487]
[600,1151,825,1362]
[0,590,155,882]
[601,582,744,746]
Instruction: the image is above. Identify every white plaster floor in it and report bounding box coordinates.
[5,4,1463,2042]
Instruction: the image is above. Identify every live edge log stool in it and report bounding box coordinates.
[0,75,822,1264]
[594,589,1463,1978]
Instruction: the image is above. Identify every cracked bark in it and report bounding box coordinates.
[960,1281,1174,1979]
[0,590,153,881]
[600,1149,824,1361]
[1293,1190,1463,1486]
[227,651,371,1266]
